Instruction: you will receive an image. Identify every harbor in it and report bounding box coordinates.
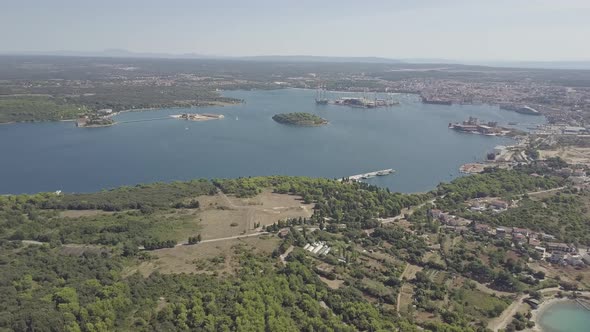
[0,88,546,194]
[340,169,395,181]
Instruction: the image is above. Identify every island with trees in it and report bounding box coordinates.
[272,112,328,126]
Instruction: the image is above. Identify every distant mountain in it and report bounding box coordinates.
[1,49,218,59]
[480,61,590,70]
[1,50,403,63]
[403,58,590,70]
[2,50,588,69]
[238,55,403,64]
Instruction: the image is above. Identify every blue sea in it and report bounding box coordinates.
[0,89,545,194]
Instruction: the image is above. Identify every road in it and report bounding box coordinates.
[380,198,437,224]
[525,186,566,197]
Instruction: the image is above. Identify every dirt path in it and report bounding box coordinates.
[525,186,566,197]
[280,245,294,265]
[396,264,410,312]
[487,294,527,331]
[473,280,514,297]
[175,232,269,247]
[217,189,246,209]
[380,198,437,224]
[396,263,422,313]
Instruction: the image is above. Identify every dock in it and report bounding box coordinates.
[340,169,395,181]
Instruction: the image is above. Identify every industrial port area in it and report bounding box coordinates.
[315,87,399,108]
[275,64,590,129]
[448,116,512,136]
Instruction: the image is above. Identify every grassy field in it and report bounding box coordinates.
[121,191,312,276]
[196,190,314,239]
[540,147,590,165]
[132,236,280,276]
[51,191,312,245]
[451,288,511,322]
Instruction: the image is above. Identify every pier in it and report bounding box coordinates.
[118,117,173,124]
[340,169,395,181]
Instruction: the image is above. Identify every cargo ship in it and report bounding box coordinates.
[448,117,508,136]
[421,95,452,105]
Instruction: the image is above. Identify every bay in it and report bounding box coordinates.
[0,88,545,194]
[538,300,590,332]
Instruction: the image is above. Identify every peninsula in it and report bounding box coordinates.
[272,112,328,126]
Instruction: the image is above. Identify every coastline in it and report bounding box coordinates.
[0,100,242,126]
[108,100,241,117]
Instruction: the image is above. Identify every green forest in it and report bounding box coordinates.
[0,170,578,331]
[0,176,469,332]
[0,96,87,123]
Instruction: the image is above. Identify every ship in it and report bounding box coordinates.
[315,85,329,105]
[500,104,542,116]
[421,95,452,105]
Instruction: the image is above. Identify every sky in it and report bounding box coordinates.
[2,0,590,61]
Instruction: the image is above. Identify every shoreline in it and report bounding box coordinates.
[528,292,590,332]
[527,297,570,332]
[0,100,242,126]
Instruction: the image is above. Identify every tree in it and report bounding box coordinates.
[188,234,202,245]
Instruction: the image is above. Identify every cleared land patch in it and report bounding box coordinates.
[539,147,590,165]
[195,191,314,240]
[59,209,116,218]
[133,236,280,276]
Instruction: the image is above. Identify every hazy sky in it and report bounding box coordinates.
[2,0,589,61]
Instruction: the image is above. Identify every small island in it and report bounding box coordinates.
[170,113,224,121]
[272,112,328,126]
[76,114,116,128]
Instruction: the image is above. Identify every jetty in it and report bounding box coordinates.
[340,169,395,181]
[575,298,590,311]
